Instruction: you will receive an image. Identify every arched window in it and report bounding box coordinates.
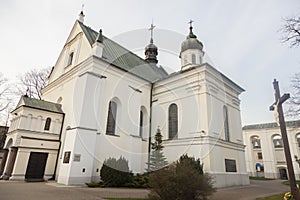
[296,134,300,147]
[199,55,202,64]
[139,110,143,137]
[168,103,178,139]
[67,52,74,66]
[251,136,261,149]
[54,119,60,134]
[44,117,51,131]
[25,114,32,130]
[273,135,283,148]
[191,54,196,64]
[35,116,42,132]
[223,106,230,141]
[106,101,117,135]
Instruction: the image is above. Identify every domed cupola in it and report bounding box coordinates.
[180,20,205,71]
[145,23,158,64]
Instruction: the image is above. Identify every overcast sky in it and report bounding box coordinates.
[0,0,299,126]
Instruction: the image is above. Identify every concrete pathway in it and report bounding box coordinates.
[0,179,290,200]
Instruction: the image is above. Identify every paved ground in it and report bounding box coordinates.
[0,179,289,200]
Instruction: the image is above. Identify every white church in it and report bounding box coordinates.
[0,12,249,188]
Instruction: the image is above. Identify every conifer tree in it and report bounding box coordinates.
[147,127,168,172]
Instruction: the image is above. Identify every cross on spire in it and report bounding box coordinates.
[188,19,194,28]
[149,22,156,44]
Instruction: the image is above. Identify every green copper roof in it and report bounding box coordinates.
[78,21,167,82]
[19,96,64,114]
[242,120,300,130]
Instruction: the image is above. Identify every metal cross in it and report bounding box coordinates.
[149,22,156,41]
[188,19,194,27]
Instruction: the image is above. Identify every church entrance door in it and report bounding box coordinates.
[25,152,48,182]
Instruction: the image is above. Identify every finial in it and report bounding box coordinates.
[149,21,156,44]
[187,19,196,38]
[95,29,103,43]
[78,4,85,23]
[188,19,194,28]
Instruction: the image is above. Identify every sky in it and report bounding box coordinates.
[0,0,299,126]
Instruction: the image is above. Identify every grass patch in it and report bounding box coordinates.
[282,180,300,186]
[249,176,275,180]
[256,193,285,200]
[105,199,146,200]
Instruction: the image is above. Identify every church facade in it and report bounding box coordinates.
[0,12,249,187]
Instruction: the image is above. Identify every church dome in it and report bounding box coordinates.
[181,26,203,52]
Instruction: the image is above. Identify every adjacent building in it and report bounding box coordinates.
[243,120,300,180]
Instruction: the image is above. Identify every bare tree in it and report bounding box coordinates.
[0,73,13,126]
[287,72,300,117]
[280,16,300,47]
[0,73,11,112]
[17,67,52,100]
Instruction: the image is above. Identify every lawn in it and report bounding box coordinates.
[282,180,300,186]
[105,199,146,200]
[256,193,285,200]
[249,176,275,181]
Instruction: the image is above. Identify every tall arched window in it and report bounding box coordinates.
[168,103,178,139]
[106,101,117,135]
[251,136,261,148]
[139,110,144,137]
[223,106,230,141]
[44,117,51,131]
[296,133,300,147]
[273,135,283,148]
[191,54,196,64]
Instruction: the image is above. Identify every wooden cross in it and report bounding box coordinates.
[269,79,299,200]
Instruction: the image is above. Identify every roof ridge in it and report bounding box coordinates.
[78,21,151,66]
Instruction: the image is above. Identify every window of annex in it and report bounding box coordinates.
[273,135,283,148]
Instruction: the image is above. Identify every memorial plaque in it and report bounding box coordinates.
[225,159,237,172]
[74,154,81,162]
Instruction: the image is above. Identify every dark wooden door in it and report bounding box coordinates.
[25,152,48,181]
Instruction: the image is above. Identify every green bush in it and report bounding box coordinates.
[125,173,149,188]
[148,154,215,200]
[100,157,133,187]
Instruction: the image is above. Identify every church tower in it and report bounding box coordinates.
[145,23,158,64]
[180,20,204,71]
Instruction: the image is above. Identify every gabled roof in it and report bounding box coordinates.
[78,21,168,83]
[13,95,64,114]
[242,120,300,130]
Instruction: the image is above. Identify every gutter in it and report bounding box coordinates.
[50,112,65,180]
[147,83,154,172]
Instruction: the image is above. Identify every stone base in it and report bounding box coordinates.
[210,172,250,188]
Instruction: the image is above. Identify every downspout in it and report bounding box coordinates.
[147,83,154,172]
[50,113,65,180]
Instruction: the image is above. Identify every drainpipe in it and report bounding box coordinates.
[50,113,65,180]
[147,83,154,172]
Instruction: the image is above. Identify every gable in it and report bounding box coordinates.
[48,21,92,83]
